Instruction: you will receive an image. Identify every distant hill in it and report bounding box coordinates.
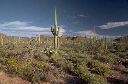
[0,32,6,37]
[114,35,128,42]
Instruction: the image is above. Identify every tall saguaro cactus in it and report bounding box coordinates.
[1,35,3,46]
[38,33,41,44]
[51,8,60,49]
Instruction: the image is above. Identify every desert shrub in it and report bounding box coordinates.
[58,60,108,84]
[87,60,100,68]
[74,64,90,75]
[92,65,111,76]
[84,74,107,84]
[3,57,25,75]
[122,60,128,68]
[0,57,9,70]
[87,60,112,76]
[51,52,67,71]
[51,52,59,60]
[0,57,6,64]
[125,62,128,68]
[31,61,46,70]
[113,42,128,52]
[3,57,46,83]
[34,50,49,61]
[60,41,85,53]
[5,57,17,64]
[65,51,91,66]
[32,69,45,83]
[0,48,7,57]
[43,47,55,57]
[0,63,2,70]
[94,52,118,63]
[17,66,30,76]
[62,60,74,73]
[73,53,90,63]
[16,65,45,83]
[73,65,107,84]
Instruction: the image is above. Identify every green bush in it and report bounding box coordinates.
[31,61,46,70]
[92,66,111,76]
[114,42,128,51]
[3,57,46,83]
[74,64,90,75]
[74,65,107,84]
[63,61,74,73]
[5,57,17,64]
[87,60,100,68]
[51,52,61,61]
[84,74,107,84]
[0,57,6,64]
[0,63,2,70]
[87,60,111,76]
[0,49,7,57]
[95,52,118,63]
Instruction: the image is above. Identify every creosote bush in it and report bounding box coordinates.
[0,35,127,84]
[0,48,8,57]
[0,56,47,83]
[94,52,118,63]
[73,65,107,84]
[50,51,108,84]
[87,60,112,76]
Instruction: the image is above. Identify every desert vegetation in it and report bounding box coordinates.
[0,33,128,84]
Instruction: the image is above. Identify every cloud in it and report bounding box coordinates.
[59,26,66,36]
[72,14,88,19]
[77,30,96,37]
[98,21,128,29]
[78,14,88,18]
[0,21,66,37]
[0,21,28,27]
[76,30,120,38]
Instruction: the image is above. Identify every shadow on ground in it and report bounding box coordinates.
[65,76,86,84]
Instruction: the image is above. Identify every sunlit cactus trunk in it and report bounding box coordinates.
[51,8,60,49]
[54,35,58,49]
[108,37,111,44]
[1,35,3,46]
[35,34,38,41]
[51,26,60,49]
[38,34,41,44]
[18,36,21,43]
[93,26,96,42]
[101,36,108,53]
[57,36,60,48]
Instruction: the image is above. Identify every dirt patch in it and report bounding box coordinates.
[0,71,30,84]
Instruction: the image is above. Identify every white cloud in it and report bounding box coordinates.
[77,30,96,37]
[99,21,128,29]
[0,21,66,37]
[72,14,88,19]
[59,26,66,36]
[76,30,120,38]
[0,21,28,27]
[78,14,87,18]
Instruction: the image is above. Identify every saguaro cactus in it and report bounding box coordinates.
[18,36,21,43]
[1,35,3,46]
[51,8,60,49]
[38,33,41,44]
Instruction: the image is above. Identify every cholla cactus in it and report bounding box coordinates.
[51,8,60,49]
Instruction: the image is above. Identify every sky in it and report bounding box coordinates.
[0,0,128,37]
